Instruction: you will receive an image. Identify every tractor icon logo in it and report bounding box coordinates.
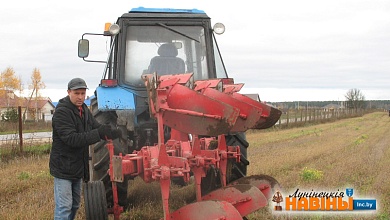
[272,190,284,211]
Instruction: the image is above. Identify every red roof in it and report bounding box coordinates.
[0,90,53,109]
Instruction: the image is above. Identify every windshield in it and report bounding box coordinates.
[123,25,208,87]
[213,34,228,79]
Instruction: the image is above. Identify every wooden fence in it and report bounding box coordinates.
[0,132,52,154]
[275,108,366,128]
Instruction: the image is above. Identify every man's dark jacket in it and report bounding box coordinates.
[49,96,101,181]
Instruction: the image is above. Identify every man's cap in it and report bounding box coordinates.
[68,78,88,90]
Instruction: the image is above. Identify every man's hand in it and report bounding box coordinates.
[98,125,122,140]
[97,124,112,140]
[111,129,122,140]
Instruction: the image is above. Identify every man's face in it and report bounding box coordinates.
[67,89,86,107]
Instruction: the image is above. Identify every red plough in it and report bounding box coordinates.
[105,73,281,219]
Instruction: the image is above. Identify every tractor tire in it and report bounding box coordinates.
[90,97,129,209]
[83,181,108,220]
[225,132,249,182]
[201,132,249,196]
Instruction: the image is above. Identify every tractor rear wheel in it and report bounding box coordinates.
[90,97,129,209]
[201,132,249,196]
[225,132,249,182]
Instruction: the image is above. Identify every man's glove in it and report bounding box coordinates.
[111,129,122,140]
[98,124,112,140]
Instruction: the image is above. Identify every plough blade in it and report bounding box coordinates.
[231,93,282,129]
[228,175,281,200]
[201,88,263,132]
[170,200,242,220]
[161,83,240,136]
[254,105,282,129]
[201,184,268,217]
[145,73,282,135]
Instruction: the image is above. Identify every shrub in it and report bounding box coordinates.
[18,171,31,180]
[1,108,18,122]
[300,167,323,181]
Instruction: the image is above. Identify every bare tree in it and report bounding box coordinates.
[345,88,366,110]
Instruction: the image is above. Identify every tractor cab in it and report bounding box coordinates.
[79,7,228,97]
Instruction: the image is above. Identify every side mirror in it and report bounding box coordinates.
[78,39,89,58]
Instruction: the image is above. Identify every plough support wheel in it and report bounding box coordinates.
[201,184,268,217]
[170,200,242,220]
[83,181,108,220]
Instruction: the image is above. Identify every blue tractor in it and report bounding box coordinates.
[78,7,281,219]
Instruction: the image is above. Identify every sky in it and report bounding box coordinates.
[0,0,389,102]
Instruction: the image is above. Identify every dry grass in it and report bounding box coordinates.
[246,111,390,219]
[0,155,55,220]
[0,112,389,219]
[0,120,52,134]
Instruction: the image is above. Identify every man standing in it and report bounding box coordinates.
[49,78,120,220]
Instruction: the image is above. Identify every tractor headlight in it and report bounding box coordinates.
[213,23,225,35]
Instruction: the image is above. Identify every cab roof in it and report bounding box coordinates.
[130,7,205,14]
[121,7,209,19]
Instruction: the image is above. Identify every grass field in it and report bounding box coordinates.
[0,112,389,219]
[246,111,390,219]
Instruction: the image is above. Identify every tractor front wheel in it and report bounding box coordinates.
[90,97,129,209]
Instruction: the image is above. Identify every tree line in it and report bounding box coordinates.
[270,89,388,110]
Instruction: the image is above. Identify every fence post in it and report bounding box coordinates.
[18,106,23,153]
[300,109,303,122]
[295,110,298,123]
[305,108,307,123]
[286,110,289,127]
[313,109,316,122]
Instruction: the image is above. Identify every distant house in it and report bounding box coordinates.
[323,103,344,110]
[0,90,55,122]
[26,98,55,121]
[243,94,261,102]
